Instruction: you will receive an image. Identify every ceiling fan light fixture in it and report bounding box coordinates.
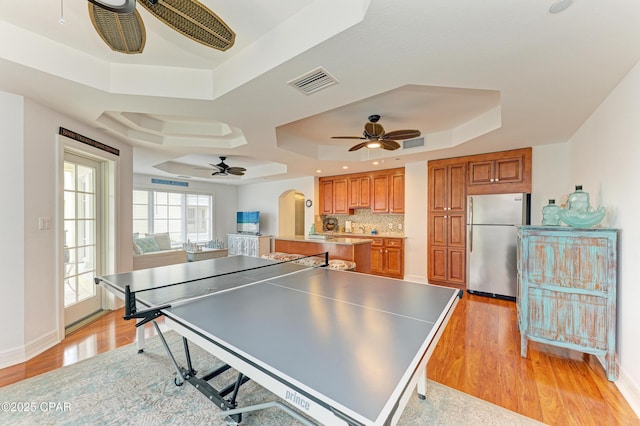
[366,141,382,149]
[88,0,136,14]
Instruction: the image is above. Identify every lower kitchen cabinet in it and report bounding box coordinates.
[516,226,618,381]
[370,237,404,279]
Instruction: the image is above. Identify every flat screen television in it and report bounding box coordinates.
[236,211,260,234]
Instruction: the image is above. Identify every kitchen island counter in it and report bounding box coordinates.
[275,235,374,245]
[273,236,372,273]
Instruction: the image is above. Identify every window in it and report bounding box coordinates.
[133,189,213,244]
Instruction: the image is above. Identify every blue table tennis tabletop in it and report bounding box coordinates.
[96,255,461,425]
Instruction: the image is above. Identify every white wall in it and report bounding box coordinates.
[133,174,238,242]
[237,176,315,238]
[404,161,428,283]
[0,92,25,365]
[0,92,133,369]
[562,58,640,413]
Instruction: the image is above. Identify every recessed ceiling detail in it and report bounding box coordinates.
[276,84,502,162]
[288,67,339,95]
[153,154,287,182]
[96,111,248,148]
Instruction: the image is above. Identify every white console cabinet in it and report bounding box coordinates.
[227,234,271,257]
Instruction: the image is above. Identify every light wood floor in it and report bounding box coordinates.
[1,293,638,425]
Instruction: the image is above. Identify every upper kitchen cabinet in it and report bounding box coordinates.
[348,174,371,209]
[372,168,405,214]
[319,176,349,214]
[320,168,404,215]
[467,147,532,195]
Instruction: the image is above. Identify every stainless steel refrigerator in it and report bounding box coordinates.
[466,193,530,300]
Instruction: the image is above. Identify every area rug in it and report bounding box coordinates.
[0,331,543,425]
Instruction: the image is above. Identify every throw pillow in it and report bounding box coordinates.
[134,236,160,253]
[132,241,143,255]
[151,232,172,250]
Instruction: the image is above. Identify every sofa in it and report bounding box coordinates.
[132,233,187,270]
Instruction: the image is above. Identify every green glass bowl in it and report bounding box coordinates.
[559,207,606,228]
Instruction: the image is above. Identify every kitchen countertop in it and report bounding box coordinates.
[274,235,374,245]
[314,232,406,239]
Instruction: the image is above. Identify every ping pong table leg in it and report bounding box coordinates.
[152,320,186,386]
[417,364,427,399]
[136,318,146,353]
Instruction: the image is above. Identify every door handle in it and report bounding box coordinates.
[468,197,473,252]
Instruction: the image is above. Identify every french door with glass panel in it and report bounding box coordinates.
[63,153,102,327]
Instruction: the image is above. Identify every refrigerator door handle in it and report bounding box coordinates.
[468,197,473,252]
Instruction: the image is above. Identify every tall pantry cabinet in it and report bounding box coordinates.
[427,160,466,286]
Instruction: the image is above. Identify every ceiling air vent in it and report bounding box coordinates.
[288,67,339,95]
[403,137,425,149]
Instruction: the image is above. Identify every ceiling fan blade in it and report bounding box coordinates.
[364,122,384,138]
[138,0,235,51]
[349,142,368,152]
[88,4,146,54]
[227,167,246,173]
[381,140,401,150]
[331,136,366,140]
[88,0,136,14]
[209,163,224,171]
[227,170,245,176]
[383,129,421,140]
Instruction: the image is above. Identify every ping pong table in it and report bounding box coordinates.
[96,254,461,425]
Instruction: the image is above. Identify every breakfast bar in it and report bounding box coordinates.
[273,236,372,274]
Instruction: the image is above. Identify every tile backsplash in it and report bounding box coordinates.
[316,209,404,236]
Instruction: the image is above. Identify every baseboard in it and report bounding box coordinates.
[0,329,60,370]
[403,274,428,284]
[616,366,640,418]
[25,329,60,361]
[0,345,26,370]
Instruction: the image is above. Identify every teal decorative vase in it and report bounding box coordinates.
[567,185,590,213]
[542,199,561,226]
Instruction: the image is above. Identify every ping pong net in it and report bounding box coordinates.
[121,252,330,327]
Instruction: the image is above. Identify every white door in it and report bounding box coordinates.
[63,153,102,327]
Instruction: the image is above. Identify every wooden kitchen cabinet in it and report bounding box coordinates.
[319,178,334,215]
[427,160,466,286]
[319,176,348,214]
[348,174,371,208]
[467,147,532,195]
[517,226,618,381]
[371,168,405,214]
[370,237,404,279]
[389,170,405,213]
[320,168,404,215]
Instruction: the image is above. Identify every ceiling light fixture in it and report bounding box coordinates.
[549,0,573,14]
[366,141,382,149]
[88,0,137,14]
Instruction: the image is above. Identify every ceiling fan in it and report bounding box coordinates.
[332,115,421,152]
[87,0,235,54]
[206,157,246,176]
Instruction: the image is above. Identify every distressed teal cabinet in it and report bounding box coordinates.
[516,226,617,381]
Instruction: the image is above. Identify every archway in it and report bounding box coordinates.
[278,190,305,236]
